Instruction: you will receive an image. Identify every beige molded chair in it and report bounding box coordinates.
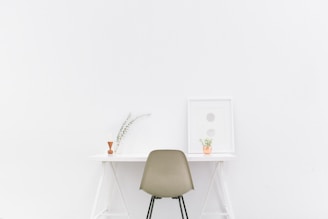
[140,150,194,219]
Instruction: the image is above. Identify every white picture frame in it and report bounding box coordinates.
[188,97,235,154]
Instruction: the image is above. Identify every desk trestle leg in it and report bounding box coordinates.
[200,161,235,219]
[90,162,130,219]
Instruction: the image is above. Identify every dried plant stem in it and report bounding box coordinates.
[115,113,151,152]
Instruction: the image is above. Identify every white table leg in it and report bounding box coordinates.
[90,162,130,219]
[106,165,116,212]
[200,162,219,218]
[215,162,235,219]
[109,163,130,218]
[90,162,105,219]
[200,161,234,219]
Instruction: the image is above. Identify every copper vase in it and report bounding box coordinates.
[107,141,113,154]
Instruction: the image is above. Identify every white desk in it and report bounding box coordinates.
[90,153,235,219]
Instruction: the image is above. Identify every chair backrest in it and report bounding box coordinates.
[140,150,194,198]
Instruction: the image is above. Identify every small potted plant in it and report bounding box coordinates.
[200,138,213,154]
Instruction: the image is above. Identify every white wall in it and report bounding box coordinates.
[1,0,328,218]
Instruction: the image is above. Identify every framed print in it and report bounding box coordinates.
[188,97,235,154]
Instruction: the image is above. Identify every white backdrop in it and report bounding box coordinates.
[1,0,328,218]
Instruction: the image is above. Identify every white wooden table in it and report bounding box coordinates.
[89,153,235,219]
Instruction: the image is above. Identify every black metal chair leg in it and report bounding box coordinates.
[148,196,188,219]
[181,196,189,219]
[178,196,185,219]
[146,196,155,219]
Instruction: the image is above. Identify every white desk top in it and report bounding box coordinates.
[90,153,236,162]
